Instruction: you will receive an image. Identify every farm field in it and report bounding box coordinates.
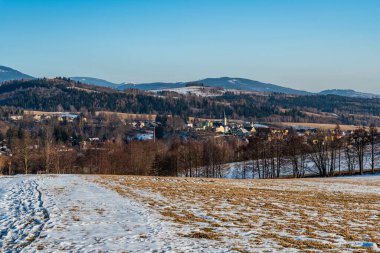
[0,174,379,252]
[96,175,380,252]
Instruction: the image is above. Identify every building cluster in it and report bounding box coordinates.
[6,111,352,145]
[186,113,280,140]
[10,112,80,123]
[126,120,159,141]
[186,115,353,144]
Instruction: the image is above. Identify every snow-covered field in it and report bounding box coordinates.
[0,175,224,252]
[1,175,379,252]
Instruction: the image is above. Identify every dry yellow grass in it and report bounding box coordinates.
[93,176,380,252]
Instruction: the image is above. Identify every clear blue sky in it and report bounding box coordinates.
[1,0,379,93]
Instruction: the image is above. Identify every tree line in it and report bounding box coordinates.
[1,119,378,178]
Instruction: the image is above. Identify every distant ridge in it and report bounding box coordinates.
[319,89,380,99]
[70,77,119,88]
[1,65,379,98]
[0,66,34,83]
[199,77,310,95]
[120,77,310,95]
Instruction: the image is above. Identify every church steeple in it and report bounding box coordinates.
[224,111,227,126]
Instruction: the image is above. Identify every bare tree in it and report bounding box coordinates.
[43,126,55,173]
[308,131,331,177]
[345,143,355,175]
[286,133,307,178]
[0,156,7,175]
[350,127,369,175]
[334,124,344,175]
[12,131,34,174]
[369,124,378,174]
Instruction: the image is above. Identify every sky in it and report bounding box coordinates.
[0,0,380,93]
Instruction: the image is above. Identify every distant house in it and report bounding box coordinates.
[33,115,42,121]
[243,122,254,128]
[57,113,79,122]
[215,126,226,133]
[230,128,238,135]
[193,121,210,130]
[10,115,23,121]
[146,122,158,128]
[135,133,154,141]
[131,121,146,129]
[236,128,249,137]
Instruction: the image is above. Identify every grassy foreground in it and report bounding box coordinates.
[95,175,380,252]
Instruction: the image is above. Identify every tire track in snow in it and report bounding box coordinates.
[0,178,49,252]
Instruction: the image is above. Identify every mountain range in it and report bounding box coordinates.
[70,77,120,88]
[119,77,311,95]
[0,65,34,83]
[319,89,380,99]
[1,65,379,98]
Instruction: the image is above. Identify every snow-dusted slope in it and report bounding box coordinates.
[70,77,120,88]
[158,86,225,97]
[0,175,222,252]
[1,175,379,252]
[97,175,380,252]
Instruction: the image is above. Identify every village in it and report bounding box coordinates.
[3,109,333,140]
[0,109,355,156]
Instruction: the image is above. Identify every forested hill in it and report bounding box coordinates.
[1,78,380,125]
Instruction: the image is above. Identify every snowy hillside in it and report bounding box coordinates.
[157,86,225,97]
[0,175,221,252]
[1,175,379,252]
[70,77,120,88]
